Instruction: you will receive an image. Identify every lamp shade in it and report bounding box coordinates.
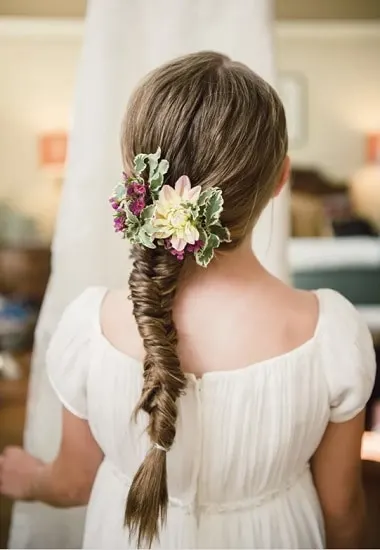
[367,134,380,163]
[38,132,67,170]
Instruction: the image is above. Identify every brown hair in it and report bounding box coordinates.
[122,51,288,547]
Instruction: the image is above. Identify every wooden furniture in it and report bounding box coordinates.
[0,353,30,549]
[0,247,50,302]
[0,247,50,547]
[362,432,380,548]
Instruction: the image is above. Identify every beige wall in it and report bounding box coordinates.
[0,33,82,240]
[0,21,379,241]
[276,0,380,20]
[0,0,87,18]
[276,26,380,180]
[1,0,380,19]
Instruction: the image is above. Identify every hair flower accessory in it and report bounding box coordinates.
[109,148,231,268]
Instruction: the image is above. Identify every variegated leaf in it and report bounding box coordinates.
[204,189,223,226]
[113,183,126,201]
[195,233,220,268]
[138,228,156,249]
[141,204,156,221]
[147,147,161,179]
[133,154,148,175]
[209,223,231,243]
[198,188,215,207]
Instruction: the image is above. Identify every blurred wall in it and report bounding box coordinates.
[276,23,380,179]
[0,20,379,239]
[0,30,82,241]
[1,0,380,19]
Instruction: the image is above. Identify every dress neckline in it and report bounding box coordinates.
[94,286,324,382]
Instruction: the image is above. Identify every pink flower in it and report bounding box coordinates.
[170,248,185,261]
[127,181,147,197]
[113,213,126,232]
[109,197,120,210]
[187,240,203,254]
[163,238,203,261]
[133,182,147,196]
[129,197,145,216]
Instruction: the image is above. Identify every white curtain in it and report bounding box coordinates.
[9,0,288,547]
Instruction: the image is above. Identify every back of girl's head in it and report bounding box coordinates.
[123,51,288,243]
[122,51,288,547]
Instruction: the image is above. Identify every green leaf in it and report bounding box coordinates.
[141,221,156,236]
[189,203,199,221]
[195,233,220,268]
[133,154,148,175]
[208,233,220,249]
[209,224,231,243]
[197,227,208,244]
[125,209,140,226]
[124,210,141,245]
[204,189,223,226]
[149,159,169,195]
[147,147,161,179]
[198,188,215,207]
[125,227,138,243]
[141,204,155,221]
[113,183,126,201]
[149,172,164,196]
[157,158,169,176]
[138,227,156,249]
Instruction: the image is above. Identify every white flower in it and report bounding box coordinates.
[152,176,201,251]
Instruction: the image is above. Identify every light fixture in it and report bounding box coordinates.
[350,133,380,230]
[38,132,67,177]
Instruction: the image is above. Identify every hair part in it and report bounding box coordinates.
[123,50,288,547]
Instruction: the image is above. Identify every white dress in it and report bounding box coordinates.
[46,286,376,549]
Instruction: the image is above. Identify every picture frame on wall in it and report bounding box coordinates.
[277,73,307,148]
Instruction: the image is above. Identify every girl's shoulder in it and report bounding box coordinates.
[315,288,376,423]
[45,286,108,418]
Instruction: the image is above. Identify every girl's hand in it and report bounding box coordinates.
[0,446,44,501]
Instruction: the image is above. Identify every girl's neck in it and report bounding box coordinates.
[179,234,269,289]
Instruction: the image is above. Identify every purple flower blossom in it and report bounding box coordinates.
[113,213,126,233]
[133,182,147,196]
[163,239,184,260]
[170,248,185,261]
[129,197,145,216]
[187,240,203,254]
[109,197,120,211]
[163,238,203,261]
[126,181,147,197]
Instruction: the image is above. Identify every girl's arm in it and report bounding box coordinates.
[0,408,103,507]
[311,411,367,549]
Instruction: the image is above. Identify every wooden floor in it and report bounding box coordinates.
[1,355,380,549]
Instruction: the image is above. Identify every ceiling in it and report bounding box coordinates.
[0,0,379,19]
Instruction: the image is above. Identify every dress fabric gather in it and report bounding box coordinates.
[46,286,376,549]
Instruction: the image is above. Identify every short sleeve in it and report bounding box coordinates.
[46,286,107,419]
[320,289,377,423]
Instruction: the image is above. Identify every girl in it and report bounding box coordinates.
[0,51,376,549]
